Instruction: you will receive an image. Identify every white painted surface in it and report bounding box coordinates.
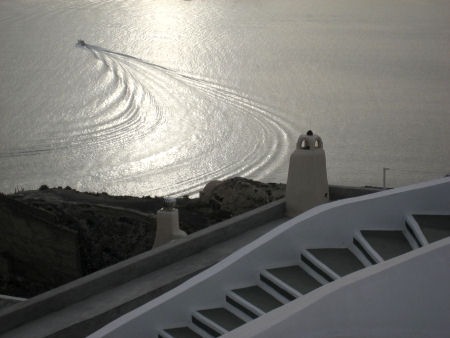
[224,238,450,338]
[153,208,186,248]
[88,177,450,338]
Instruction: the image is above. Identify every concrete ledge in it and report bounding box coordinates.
[329,185,384,200]
[0,295,26,311]
[0,198,286,334]
[4,266,205,338]
[51,270,203,338]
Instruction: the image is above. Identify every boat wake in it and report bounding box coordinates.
[1,40,297,196]
[82,42,297,195]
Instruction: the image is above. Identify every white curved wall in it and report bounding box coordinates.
[89,178,450,338]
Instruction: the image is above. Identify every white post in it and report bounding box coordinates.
[153,198,187,248]
[285,130,329,217]
[383,167,390,188]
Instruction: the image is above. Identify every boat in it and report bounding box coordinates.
[88,177,450,338]
[76,39,86,47]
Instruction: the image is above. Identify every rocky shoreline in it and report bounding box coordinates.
[12,177,286,234]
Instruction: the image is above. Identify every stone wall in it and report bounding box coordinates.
[0,195,82,295]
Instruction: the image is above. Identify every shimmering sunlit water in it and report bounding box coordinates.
[1,0,449,196]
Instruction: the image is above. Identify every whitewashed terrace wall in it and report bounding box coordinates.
[90,177,450,338]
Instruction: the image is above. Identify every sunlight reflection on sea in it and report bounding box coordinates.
[0,0,449,196]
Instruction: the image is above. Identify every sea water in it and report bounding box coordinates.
[0,0,449,196]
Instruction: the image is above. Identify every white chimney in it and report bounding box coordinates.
[286,130,329,217]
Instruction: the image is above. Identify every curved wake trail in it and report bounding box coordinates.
[0,44,163,158]
[0,39,296,196]
[78,43,295,195]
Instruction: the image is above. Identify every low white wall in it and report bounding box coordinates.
[225,238,450,338]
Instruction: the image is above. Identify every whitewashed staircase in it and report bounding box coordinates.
[157,215,449,338]
[89,178,450,338]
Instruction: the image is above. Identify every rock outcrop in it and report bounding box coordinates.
[200,177,285,215]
